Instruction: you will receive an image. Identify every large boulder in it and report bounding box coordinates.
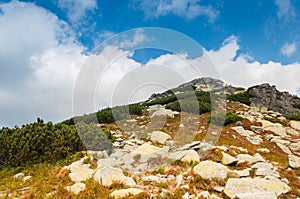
[150,131,172,145]
[94,167,136,187]
[224,178,291,198]
[193,160,229,180]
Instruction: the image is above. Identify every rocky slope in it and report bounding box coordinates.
[4,102,300,198]
[1,78,300,199]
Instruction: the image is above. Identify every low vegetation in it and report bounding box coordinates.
[227,92,251,105]
[0,119,114,167]
[287,114,300,121]
[209,112,242,126]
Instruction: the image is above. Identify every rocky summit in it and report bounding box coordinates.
[1,78,300,198]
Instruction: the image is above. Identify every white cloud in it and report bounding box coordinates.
[58,0,98,23]
[0,1,86,127]
[274,0,295,20]
[281,42,297,56]
[132,0,219,22]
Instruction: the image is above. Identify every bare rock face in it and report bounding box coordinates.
[248,83,300,116]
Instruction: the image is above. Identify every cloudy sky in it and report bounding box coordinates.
[1,0,300,127]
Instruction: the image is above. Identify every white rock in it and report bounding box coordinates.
[193,160,229,180]
[69,168,95,182]
[233,168,250,177]
[110,188,144,199]
[150,131,172,145]
[257,148,270,153]
[65,182,86,195]
[94,167,136,187]
[130,143,169,162]
[97,157,123,168]
[221,152,238,165]
[182,192,189,199]
[236,153,265,164]
[13,173,25,180]
[23,176,32,182]
[290,120,300,131]
[170,150,200,163]
[264,124,287,137]
[288,154,300,168]
[224,178,290,198]
[235,192,277,199]
[196,191,210,199]
[286,127,300,136]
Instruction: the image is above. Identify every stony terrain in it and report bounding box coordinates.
[2,101,300,199]
[1,78,300,198]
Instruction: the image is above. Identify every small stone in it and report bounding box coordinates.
[65,182,86,195]
[110,188,144,199]
[14,173,25,180]
[221,152,238,165]
[257,148,270,153]
[23,176,32,182]
[288,154,300,168]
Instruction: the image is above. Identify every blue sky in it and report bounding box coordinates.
[0,0,300,127]
[12,0,300,63]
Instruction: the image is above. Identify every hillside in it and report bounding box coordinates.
[0,78,300,198]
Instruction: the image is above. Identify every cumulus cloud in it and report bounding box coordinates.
[274,0,295,20]
[58,0,98,23]
[0,1,85,127]
[281,42,297,56]
[132,0,219,22]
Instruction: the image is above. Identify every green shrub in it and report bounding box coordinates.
[209,112,242,126]
[76,122,113,153]
[287,114,300,121]
[129,103,144,115]
[0,119,85,167]
[293,104,300,109]
[227,92,251,105]
[97,108,115,123]
[165,97,211,114]
[146,94,177,106]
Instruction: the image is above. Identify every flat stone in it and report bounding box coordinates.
[290,120,300,131]
[97,157,123,168]
[65,182,86,195]
[257,148,270,153]
[236,153,265,164]
[251,126,264,134]
[69,168,94,182]
[233,168,250,177]
[193,160,229,180]
[265,124,287,137]
[110,188,144,199]
[224,178,290,198]
[286,127,300,136]
[288,154,300,168]
[150,131,172,145]
[221,152,238,165]
[94,167,136,187]
[235,192,277,199]
[169,150,200,163]
[130,143,169,162]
